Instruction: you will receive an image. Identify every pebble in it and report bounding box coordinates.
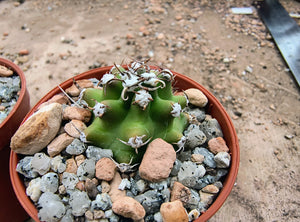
[184,124,207,149]
[65,138,86,155]
[61,172,79,190]
[198,191,215,209]
[64,119,87,138]
[214,151,231,168]
[69,190,91,216]
[65,157,78,174]
[86,145,113,161]
[47,133,74,157]
[112,196,146,221]
[184,88,208,108]
[19,49,29,55]
[199,118,223,140]
[40,172,59,193]
[193,147,216,168]
[91,193,112,211]
[95,157,116,181]
[108,172,126,202]
[191,154,205,164]
[63,105,91,123]
[0,64,13,77]
[11,103,63,155]
[26,177,42,202]
[50,155,66,173]
[16,156,38,178]
[188,209,200,221]
[202,184,219,194]
[178,161,206,188]
[38,94,69,109]
[160,200,189,222]
[139,138,176,182]
[170,181,191,206]
[77,159,96,181]
[38,192,66,222]
[101,180,111,193]
[75,154,86,166]
[31,153,51,175]
[208,137,229,154]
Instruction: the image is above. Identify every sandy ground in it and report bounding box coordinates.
[1,0,300,221]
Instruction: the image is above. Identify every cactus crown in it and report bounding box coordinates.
[82,61,189,164]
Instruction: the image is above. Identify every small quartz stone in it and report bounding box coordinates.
[77,159,96,181]
[86,146,113,161]
[214,151,231,168]
[16,156,38,178]
[184,124,207,149]
[193,147,216,168]
[62,172,79,190]
[50,155,66,173]
[26,177,42,202]
[69,190,91,216]
[40,172,59,193]
[65,138,86,155]
[31,153,51,175]
[178,161,206,188]
[91,193,112,211]
[38,192,66,222]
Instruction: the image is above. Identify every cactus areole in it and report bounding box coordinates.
[82,61,190,164]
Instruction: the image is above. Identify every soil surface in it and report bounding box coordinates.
[1,0,300,221]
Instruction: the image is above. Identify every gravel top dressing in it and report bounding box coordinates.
[12,62,231,222]
[0,64,21,124]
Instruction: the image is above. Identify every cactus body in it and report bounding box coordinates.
[83,62,189,164]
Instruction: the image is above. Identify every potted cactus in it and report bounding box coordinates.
[10,61,239,222]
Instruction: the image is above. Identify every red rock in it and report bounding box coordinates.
[208,137,229,154]
[139,138,176,182]
[19,49,29,55]
[63,106,91,123]
[112,196,145,221]
[170,182,191,205]
[95,157,116,181]
[160,200,189,222]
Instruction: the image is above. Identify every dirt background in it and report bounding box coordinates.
[1,0,300,221]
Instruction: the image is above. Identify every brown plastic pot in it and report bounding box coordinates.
[10,66,239,222]
[0,58,30,221]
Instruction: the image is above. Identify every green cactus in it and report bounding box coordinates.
[82,62,189,164]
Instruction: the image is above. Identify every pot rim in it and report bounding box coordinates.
[10,66,239,222]
[0,58,27,128]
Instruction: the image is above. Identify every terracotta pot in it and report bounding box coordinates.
[0,58,30,221]
[10,66,239,222]
[0,58,30,149]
